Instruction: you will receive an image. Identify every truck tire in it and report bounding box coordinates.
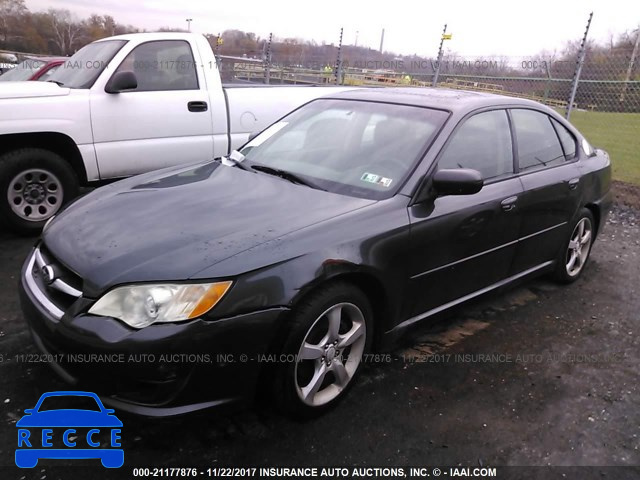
[0,148,78,235]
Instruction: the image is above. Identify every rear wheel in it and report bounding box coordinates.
[0,148,78,235]
[274,282,373,418]
[553,208,595,283]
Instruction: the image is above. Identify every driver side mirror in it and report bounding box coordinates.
[432,168,483,196]
[105,71,138,94]
[414,168,484,204]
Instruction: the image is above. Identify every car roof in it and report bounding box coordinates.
[324,87,547,112]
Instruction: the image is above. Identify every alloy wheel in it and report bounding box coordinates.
[566,217,593,277]
[294,302,367,407]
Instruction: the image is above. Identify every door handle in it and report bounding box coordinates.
[501,196,518,212]
[188,101,208,112]
[568,178,580,190]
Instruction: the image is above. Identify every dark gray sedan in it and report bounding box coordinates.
[20,88,611,418]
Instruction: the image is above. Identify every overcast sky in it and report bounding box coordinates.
[29,0,640,58]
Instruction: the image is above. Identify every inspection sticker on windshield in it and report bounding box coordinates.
[361,172,393,188]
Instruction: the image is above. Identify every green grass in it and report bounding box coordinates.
[565,111,640,185]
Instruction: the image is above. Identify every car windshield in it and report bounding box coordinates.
[0,59,45,81]
[37,395,102,412]
[49,40,127,88]
[240,99,448,200]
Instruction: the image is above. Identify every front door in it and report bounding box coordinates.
[407,109,523,319]
[90,39,214,179]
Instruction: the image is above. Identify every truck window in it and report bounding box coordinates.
[115,40,199,92]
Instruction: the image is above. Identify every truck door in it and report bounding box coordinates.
[90,39,214,178]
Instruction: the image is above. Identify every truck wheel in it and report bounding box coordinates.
[0,148,78,235]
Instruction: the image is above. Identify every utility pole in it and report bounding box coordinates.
[355,30,359,47]
[566,12,593,120]
[432,24,448,87]
[620,27,640,103]
[379,28,385,53]
[185,18,192,32]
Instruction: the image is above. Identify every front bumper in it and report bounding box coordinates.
[19,249,288,417]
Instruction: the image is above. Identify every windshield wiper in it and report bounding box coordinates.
[46,79,64,87]
[251,164,325,191]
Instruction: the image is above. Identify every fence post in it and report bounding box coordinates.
[620,27,640,104]
[335,27,344,85]
[432,24,447,87]
[566,12,593,120]
[264,33,272,85]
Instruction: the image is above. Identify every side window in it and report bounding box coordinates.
[438,110,513,180]
[550,117,577,160]
[511,109,565,171]
[115,40,198,92]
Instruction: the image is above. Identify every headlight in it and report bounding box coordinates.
[88,281,232,328]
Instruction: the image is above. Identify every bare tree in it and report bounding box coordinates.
[48,8,83,55]
[0,0,27,45]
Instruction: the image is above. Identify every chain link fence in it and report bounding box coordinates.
[2,31,638,184]
[217,34,639,184]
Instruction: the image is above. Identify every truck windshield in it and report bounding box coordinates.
[49,40,127,89]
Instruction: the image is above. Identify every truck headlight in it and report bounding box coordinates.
[88,281,232,328]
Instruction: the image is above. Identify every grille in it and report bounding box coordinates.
[27,245,83,318]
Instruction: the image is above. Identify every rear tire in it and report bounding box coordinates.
[0,148,78,235]
[552,208,595,283]
[273,282,373,419]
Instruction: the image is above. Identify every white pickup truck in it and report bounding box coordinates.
[0,33,348,233]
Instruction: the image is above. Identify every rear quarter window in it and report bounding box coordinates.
[550,117,577,160]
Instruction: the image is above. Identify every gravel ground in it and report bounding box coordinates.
[0,188,639,479]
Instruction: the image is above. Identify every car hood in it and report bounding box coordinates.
[16,410,122,427]
[0,81,70,98]
[44,162,374,294]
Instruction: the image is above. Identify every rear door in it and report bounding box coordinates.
[90,39,214,178]
[508,109,582,273]
[407,109,524,318]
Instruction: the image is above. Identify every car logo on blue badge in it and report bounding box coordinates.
[15,391,124,468]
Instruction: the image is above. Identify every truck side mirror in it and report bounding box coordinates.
[105,71,138,94]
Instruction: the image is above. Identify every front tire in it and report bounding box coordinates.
[0,148,78,235]
[552,208,595,283]
[274,282,373,418]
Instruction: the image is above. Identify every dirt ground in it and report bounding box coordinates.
[612,180,640,210]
